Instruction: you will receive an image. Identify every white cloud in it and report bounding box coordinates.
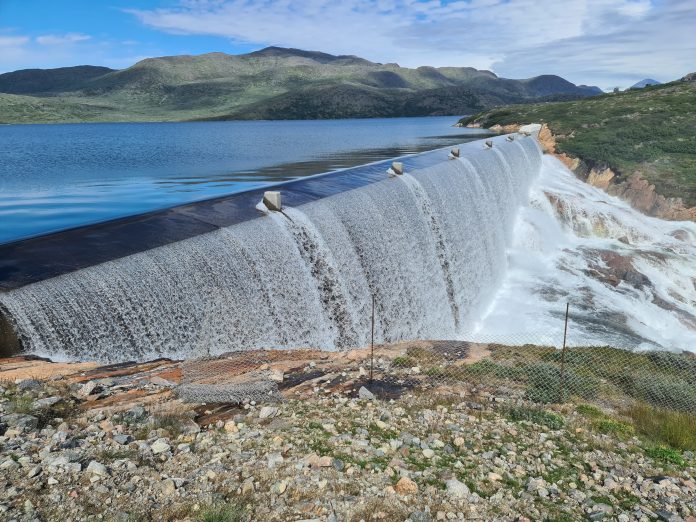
[126,0,696,89]
[0,30,151,73]
[36,33,91,46]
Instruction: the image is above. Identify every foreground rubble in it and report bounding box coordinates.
[0,350,694,522]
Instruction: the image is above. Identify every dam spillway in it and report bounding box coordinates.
[0,133,542,362]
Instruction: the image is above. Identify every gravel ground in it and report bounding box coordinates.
[0,362,695,522]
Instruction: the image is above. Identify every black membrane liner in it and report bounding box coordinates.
[0,134,514,290]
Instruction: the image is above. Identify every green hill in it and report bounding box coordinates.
[460,76,696,207]
[0,47,600,124]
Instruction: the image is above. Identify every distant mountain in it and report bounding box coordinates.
[0,47,602,124]
[630,78,661,89]
[0,66,115,94]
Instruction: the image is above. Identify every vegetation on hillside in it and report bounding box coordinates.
[0,47,600,124]
[460,77,696,206]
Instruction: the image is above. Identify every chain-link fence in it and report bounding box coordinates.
[178,305,696,416]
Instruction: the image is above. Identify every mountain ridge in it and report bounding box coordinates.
[0,47,602,123]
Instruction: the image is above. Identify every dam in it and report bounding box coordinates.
[4,125,695,363]
[0,131,542,362]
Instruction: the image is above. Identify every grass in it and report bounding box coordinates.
[6,394,34,414]
[196,503,247,522]
[149,409,193,438]
[460,79,696,206]
[624,403,696,451]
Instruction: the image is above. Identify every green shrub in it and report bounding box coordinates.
[461,359,525,381]
[644,446,686,467]
[593,419,634,437]
[616,373,696,414]
[504,406,564,430]
[391,356,414,368]
[576,404,604,418]
[525,363,599,404]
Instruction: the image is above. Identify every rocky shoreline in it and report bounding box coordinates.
[466,123,696,222]
[1,349,694,522]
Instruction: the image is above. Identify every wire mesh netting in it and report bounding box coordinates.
[178,307,696,416]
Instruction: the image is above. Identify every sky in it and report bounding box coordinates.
[0,0,694,90]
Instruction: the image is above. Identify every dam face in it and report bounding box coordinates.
[0,134,542,362]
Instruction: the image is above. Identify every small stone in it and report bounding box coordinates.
[267,453,284,469]
[422,448,435,459]
[488,472,502,482]
[151,439,171,454]
[18,379,42,391]
[113,434,132,445]
[86,461,109,477]
[259,406,278,419]
[26,466,42,478]
[445,478,470,498]
[161,479,177,495]
[395,476,418,495]
[78,381,99,397]
[272,480,288,495]
[359,386,375,400]
[33,396,61,409]
[224,421,238,433]
[453,437,465,447]
[269,369,284,382]
[47,477,59,486]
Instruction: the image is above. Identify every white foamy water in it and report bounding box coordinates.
[1,138,694,362]
[475,155,696,350]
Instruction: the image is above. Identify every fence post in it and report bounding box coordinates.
[558,302,570,402]
[370,295,375,385]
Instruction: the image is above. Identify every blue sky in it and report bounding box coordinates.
[1,0,694,89]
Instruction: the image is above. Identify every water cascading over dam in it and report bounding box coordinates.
[0,133,542,362]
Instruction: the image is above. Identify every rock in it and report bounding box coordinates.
[304,454,332,468]
[268,369,284,382]
[0,459,20,471]
[445,478,470,498]
[1,413,39,431]
[18,379,42,391]
[259,406,278,419]
[26,466,42,478]
[358,387,375,400]
[78,381,99,397]
[656,510,683,522]
[422,448,435,459]
[409,511,432,522]
[149,376,176,387]
[123,406,147,422]
[488,472,502,482]
[395,476,418,495]
[151,439,171,454]
[33,396,62,409]
[161,479,177,495]
[271,480,288,495]
[224,421,238,433]
[267,453,284,469]
[86,461,109,477]
[113,434,132,445]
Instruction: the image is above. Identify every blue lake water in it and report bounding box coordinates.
[0,116,488,244]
